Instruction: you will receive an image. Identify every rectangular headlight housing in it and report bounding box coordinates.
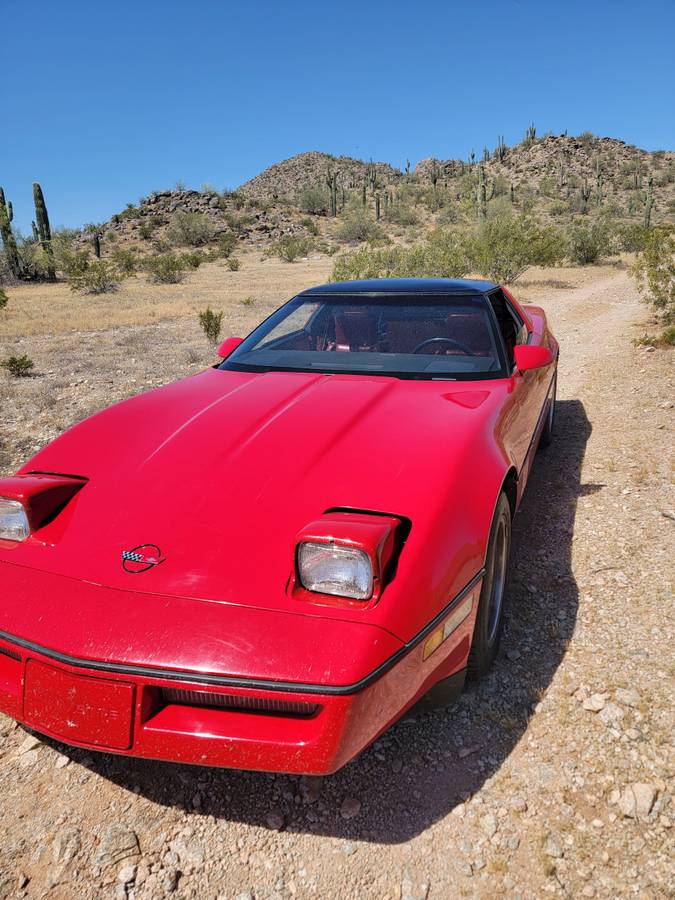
[298,541,373,600]
[0,498,30,542]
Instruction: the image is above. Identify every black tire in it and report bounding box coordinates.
[467,493,512,680]
[538,371,557,449]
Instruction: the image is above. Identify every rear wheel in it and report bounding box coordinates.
[539,372,557,448]
[467,493,512,679]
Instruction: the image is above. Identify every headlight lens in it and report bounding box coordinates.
[298,541,373,600]
[0,498,30,542]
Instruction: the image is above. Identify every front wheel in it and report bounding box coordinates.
[467,493,512,679]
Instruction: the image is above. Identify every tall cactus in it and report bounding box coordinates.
[477,164,495,220]
[495,135,507,162]
[644,174,654,228]
[325,169,338,217]
[33,182,55,281]
[375,192,381,221]
[0,187,24,279]
[580,177,592,213]
[430,159,440,191]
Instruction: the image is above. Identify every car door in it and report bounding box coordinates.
[488,289,551,486]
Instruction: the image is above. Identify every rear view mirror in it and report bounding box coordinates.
[514,345,554,373]
[218,337,244,359]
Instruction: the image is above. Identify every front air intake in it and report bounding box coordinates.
[161,688,319,718]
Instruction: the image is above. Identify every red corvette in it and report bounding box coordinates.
[0,279,558,774]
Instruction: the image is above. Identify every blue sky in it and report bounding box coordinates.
[3,0,674,232]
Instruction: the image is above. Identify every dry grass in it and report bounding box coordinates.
[0,251,333,339]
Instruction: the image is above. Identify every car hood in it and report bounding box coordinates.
[7,368,506,615]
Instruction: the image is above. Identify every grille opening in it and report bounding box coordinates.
[161,688,319,719]
[0,645,21,662]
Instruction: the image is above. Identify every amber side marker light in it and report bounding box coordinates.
[423,593,474,660]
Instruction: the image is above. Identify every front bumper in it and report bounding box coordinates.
[0,629,468,774]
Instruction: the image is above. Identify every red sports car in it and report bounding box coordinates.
[0,278,558,774]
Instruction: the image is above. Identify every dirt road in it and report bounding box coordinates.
[0,264,673,899]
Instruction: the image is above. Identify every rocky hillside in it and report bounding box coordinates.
[238,151,402,203]
[88,132,674,258]
[237,135,674,220]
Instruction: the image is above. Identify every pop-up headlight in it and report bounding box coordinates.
[294,512,403,604]
[0,499,30,542]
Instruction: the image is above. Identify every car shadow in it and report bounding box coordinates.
[45,399,593,844]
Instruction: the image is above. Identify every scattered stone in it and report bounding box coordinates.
[615,687,640,708]
[161,866,180,893]
[583,693,607,712]
[342,841,357,856]
[510,795,528,812]
[16,735,41,755]
[618,783,657,819]
[265,809,284,831]
[53,828,81,864]
[95,825,140,868]
[300,775,322,804]
[53,753,71,769]
[480,813,498,838]
[340,797,361,820]
[598,702,624,727]
[458,745,480,758]
[118,864,137,884]
[544,833,564,858]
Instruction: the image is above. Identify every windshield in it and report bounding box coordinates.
[220,293,505,380]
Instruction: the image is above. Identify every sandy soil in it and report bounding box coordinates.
[0,260,673,899]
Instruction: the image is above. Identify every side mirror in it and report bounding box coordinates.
[514,344,554,373]
[217,336,244,359]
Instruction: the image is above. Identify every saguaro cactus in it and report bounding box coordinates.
[580,177,592,214]
[477,164,495,220]
[92,232,101,258]
[495,136,507,162]
[33,182,56,281]
[325,169,338,217]
[0,187,24,279]
[430,159,440,191]
[375,192,381,220]
[644,174,654,228]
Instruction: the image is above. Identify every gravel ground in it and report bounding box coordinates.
[0,265,673,899]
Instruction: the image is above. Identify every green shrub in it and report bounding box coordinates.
[180,251,203,270]
[167,211,214,247]
[616,223,650,253]
[110,248,138,274]
[1,355,34,377]
[139,216,163,240]
[0,288,7,309]
[216,231,237,257]
[226,256,240,271]
[297,185,329,215]
[144,254,186,284]
[69,259,125,294]
[198,307,223,345]
[241,295,255,306]
[301,217,320,236]
[336,208,385,244]
[271,234,313,263]
[634,325,675,348]
[57,247,90,278]
[566,220,615,265]
[632,226,675,325]
[331,229,471,281]
[468,216,565,283]
[385,204,418,227]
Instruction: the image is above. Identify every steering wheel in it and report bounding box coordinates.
[412,336,475,356]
